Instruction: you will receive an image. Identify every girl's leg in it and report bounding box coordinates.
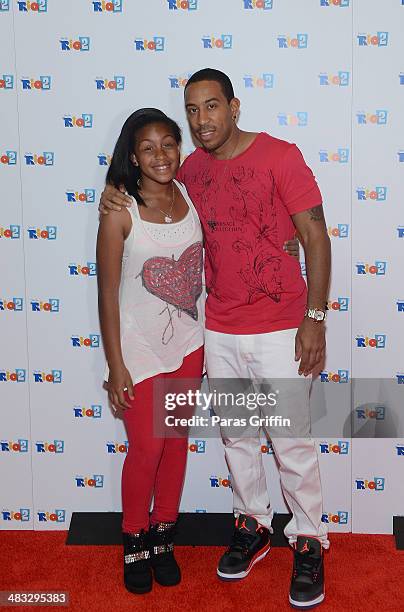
[151,346,204,524]
[121,373,165,533]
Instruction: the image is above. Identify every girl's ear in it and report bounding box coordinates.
[131,154,138,166]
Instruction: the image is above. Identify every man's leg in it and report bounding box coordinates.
[204,329,271,580]
[220,436,273,529]
[246,328,328,547]
[247,328,328,608]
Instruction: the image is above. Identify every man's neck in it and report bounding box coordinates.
[209,128,257,160]
[209,127,241,160]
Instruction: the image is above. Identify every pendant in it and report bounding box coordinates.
[164,216,173,223]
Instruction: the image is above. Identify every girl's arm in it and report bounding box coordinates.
[96,209,134,410]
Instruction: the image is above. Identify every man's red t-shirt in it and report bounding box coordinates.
[177,132,322,334]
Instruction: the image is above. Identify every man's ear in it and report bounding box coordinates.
[230,98,241,121]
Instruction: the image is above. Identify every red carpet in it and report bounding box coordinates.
[1,533,403,611]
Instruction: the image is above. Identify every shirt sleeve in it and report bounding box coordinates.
[275,144,322,216]
[176,161,185,184]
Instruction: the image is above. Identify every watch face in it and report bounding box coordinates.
[315,311,325,321]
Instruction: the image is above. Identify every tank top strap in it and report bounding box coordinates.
[127,194,139,222]
[174,179,200,223]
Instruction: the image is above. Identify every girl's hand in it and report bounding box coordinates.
[107,365,134,411]
[283,237,300,260]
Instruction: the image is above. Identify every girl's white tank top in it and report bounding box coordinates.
[104,180,205,385]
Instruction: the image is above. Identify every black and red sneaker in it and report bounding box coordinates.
[289,536,325,609]
[217,514,270,580]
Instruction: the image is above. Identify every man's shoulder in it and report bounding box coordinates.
[181,147,205,171]
[258,132,295,156]
[257,133,307,173]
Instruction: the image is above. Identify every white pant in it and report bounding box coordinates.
[205,327,329,549]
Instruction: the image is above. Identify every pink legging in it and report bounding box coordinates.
[121,346,204,533]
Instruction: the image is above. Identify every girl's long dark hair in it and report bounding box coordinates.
[106,108,182,205]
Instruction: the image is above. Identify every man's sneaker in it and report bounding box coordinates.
[217,514,270,580]
[289,536,325,609]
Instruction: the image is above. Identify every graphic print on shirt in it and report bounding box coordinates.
[187,163,283,305]
[138,241,203,345]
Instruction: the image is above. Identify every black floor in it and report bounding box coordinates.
[66,512,292,546]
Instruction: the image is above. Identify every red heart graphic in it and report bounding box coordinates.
[141,242,203,320]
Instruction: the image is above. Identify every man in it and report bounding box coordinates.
[100,68,331,609]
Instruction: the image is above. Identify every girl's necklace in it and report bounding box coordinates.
[138,181,175,223]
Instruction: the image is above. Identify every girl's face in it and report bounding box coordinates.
[132,122,180,184]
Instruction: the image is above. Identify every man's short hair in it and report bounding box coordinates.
[184,68,235,102]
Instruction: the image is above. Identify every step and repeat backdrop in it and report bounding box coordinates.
[1,0,403,533]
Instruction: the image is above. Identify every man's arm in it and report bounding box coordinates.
[292,204,331,376]
[98,155,300,257]
[99,183,132,214]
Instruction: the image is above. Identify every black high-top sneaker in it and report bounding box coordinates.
[149,522,181,586]
[122,530,152,594]
[217,514,271,580]
[289,536,325,609]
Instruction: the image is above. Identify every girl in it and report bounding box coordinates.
[97,108,204,594]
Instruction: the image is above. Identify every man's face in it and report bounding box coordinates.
[184,80,239,152]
